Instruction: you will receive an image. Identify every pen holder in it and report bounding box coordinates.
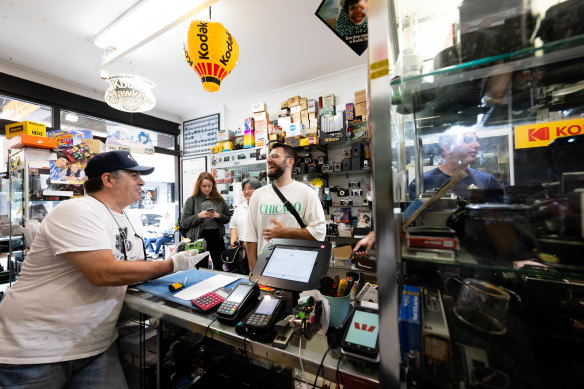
[324,294,350,328]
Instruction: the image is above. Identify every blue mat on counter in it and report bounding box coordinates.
[133,269,250,309]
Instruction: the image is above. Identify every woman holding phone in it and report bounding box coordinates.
[180,172,230,269]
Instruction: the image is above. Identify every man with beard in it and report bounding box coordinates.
[407,126,500,201]
[242,143,326,271]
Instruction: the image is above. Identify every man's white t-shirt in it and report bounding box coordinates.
[0,196,144,364]
[229,202,249,241]
[241,180,326,255]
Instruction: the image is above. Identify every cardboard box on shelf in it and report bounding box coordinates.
[289,95,300,106]
[253,111,269,122]
[355,101,367,117]
[244,117,255,133]
[9,134,57,149]
[308,99,318,113]
[346,103,355,121]
[323,93,335,107]
[268,133,285,142]
[355,89,366,104]
[278,108,290,117]
[252,102,267,113]
[281,100,288,109]
[82,138,105,154]
[333,245,353,267]
[299,99,308,110]
[319,105,335,117]
[277,116,292,127]
[254,120,268,133]
[287,123,305,138]
[219,140,233,152]
[5,121,47,139]
[290,105,301,114]
[291,113,302,123]
[243,128,255,149]
[305,127,318,137]
[285,135,302,147]
[299,136,319,147]
[217,128,234,142]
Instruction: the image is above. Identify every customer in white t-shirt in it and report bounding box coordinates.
[229,177,262,248]
[0,151,205,389]
[242,143,326,272]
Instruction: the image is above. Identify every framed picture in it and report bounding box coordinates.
[183,114,220,157]
[315,0,368,56]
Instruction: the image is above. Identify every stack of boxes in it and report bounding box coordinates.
[319,93,346,144]
[251,103,268,147]
[6,121,57,149]
[351,89,368,139]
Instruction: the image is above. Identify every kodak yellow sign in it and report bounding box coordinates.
[515,118,584,149]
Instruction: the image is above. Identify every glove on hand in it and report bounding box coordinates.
[170,250,209,272]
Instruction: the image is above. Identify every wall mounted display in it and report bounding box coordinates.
[183,114,219,157]
[315,0,368,56]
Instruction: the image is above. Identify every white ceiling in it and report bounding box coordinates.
[0,0,368,123]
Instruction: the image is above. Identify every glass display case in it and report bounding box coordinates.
[368,0,584,387]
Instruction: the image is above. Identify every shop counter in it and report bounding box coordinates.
[123,268,379,388]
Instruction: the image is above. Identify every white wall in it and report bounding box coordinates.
[180,64,368,133]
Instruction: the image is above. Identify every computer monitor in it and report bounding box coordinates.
[249,239,332,292]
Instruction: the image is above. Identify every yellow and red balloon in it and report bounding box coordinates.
[184,20,239,93]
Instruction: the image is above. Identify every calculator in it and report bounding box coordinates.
[191,287,230,311]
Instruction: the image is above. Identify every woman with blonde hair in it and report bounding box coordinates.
[180,172,230,269]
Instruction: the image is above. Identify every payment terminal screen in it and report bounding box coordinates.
[344,310,379,349]
[261,246,318,283]
[255,297,280,315]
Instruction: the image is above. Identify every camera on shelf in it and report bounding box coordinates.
[337,188,349,197]
[250,152,256,158]
[317,156,326,165]
[303,156,312,164]
[348,181,360,188]
[220,189,229,194]
[237,154,246,160]
[326,223,339,236]
[322,163,334,173]
[333,161,342,172]
[340,199,353,206]
[362,197,369,206]
[363,159,369,169]
[351,188,363,196]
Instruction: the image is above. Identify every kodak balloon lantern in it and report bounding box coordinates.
[184,20,239,93]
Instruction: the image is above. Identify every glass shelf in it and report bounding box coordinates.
[392,34,584,87]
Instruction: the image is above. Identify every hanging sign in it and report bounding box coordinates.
[183,20,239,92]
[183,114,219,157]
[104,74,156,113]
[514,118,584,149]
[315,0,368,56]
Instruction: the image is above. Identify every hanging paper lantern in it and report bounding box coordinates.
[184,20,239,93]
[104,74,156,113]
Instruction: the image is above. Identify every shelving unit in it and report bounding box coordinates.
[368,0,584,387]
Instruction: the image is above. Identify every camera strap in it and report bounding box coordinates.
[272,184,306,229]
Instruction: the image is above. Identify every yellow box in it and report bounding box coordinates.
[210,144,224,154]
[5,121,47,139]
[219,141,233,151]
[243,132,255,148]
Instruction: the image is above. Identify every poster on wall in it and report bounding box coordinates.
[183,114,219,157]
[181,156,207,205]
[106,126,155,154]
[315,0,368,56]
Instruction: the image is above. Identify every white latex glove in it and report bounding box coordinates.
[170,250,209,272]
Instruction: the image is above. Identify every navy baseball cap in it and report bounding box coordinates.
[85,150,154,179]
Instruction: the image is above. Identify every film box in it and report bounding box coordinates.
[9,134,57,149]
[399,285,421,367]
[5,121,47,139]
[252,102,267,113]
[355,89,366,104]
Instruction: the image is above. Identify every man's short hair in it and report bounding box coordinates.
[438,125,475,155]
[83,170,123,194]
[270,142,298,166]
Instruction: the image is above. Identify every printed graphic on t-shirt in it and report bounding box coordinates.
[114,227,133,260]
[259,201,301,215]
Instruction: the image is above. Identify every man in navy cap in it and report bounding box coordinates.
[0,150,204,388]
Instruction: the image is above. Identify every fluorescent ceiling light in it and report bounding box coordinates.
[94,0,219,67]
[65,113,79,122]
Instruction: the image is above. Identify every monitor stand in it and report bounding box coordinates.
[275,290,300,315]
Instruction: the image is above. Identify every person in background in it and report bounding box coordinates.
[144,213,174,259]
[407,126,500,201]
[242,143,326,272]
[0,150,205,388]
[180,172,230,270]
[229,178,262,248]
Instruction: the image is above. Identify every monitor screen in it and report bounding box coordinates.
[261,246,318,283]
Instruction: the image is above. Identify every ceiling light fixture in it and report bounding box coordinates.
[65,113,79,122]
[94,0,220,68]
